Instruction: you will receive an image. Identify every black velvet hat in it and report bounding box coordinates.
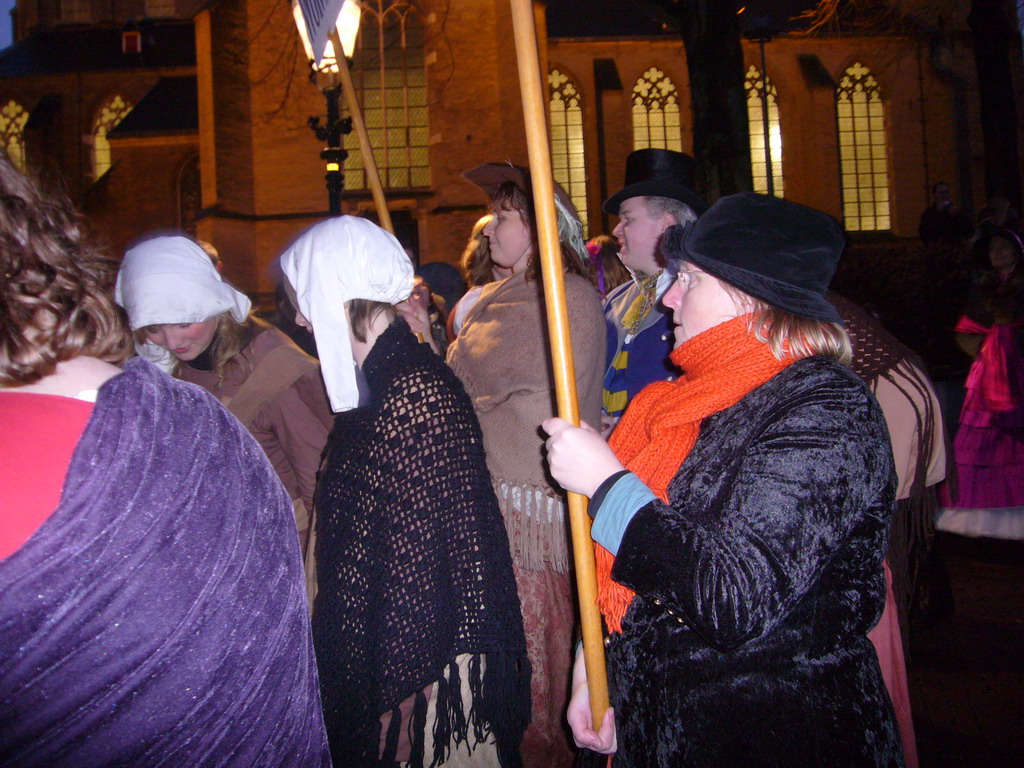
[602,148,707,215]
[661,192,844,323]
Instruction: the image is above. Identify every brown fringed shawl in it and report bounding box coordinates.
[447,270,604,572]
[830,293,943,636]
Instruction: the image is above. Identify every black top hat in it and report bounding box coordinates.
[661,192,844,323]
[603,149,707,215]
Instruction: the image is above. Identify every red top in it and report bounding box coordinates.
[0,392,93,560]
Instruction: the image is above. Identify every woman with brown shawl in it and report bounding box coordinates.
[447,164,604,767]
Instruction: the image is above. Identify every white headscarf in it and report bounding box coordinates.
[280,216,414,413]
[114,236,252,371]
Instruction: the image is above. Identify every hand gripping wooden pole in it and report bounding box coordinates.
[508,0,610,724]
[330,29,394,234]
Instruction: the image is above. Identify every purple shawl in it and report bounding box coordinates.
[0,359,331,767]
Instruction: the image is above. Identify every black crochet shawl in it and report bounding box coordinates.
[312,321,530,768]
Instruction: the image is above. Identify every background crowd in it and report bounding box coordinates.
[2,143,1021,767]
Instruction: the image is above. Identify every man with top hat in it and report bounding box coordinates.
[601,148,706,433]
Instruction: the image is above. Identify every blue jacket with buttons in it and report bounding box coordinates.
[602,277,680,418]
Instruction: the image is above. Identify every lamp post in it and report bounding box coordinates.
[292,0,362,215]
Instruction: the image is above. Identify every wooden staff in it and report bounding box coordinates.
[330,29,394,234]
[508,0,609,723]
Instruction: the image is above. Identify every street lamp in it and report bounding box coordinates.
[292,0,363,214]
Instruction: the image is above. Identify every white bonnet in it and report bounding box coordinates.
[114,235,252,371]
[279,216,414,412]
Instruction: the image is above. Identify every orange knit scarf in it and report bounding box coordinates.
[599,315,795,633]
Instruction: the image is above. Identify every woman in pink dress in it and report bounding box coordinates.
[938,227,1024,539]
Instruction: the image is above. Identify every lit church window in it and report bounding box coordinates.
[0,100,29,171]
[92,95,132,179]
[631,68,682,152]
[344,0,429,190]
[549,69,587,229]
[836,62,890,231]
[745,65,784,198]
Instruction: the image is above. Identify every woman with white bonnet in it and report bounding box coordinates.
[280,215,531,768]
[115,235,332,554]
[0,154,330,766]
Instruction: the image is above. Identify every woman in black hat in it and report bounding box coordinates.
[543,193,903,766]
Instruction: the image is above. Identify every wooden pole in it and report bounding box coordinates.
[330,29,394,234]
[508,0,609,723]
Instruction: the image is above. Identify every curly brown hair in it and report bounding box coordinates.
[0,156,131,387]
[489,181,595,285]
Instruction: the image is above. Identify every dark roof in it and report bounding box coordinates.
[0,20,195,77]
[108,75,197,136]
[546,0,820,39]
[547,0,668,38]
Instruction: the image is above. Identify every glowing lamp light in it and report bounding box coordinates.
[293,0,362,215]
[292,0,362,74]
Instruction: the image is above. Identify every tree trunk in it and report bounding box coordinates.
[969,0,1023,210]
[673,0,752,202]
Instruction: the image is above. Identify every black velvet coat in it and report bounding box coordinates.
[605,356,904,767]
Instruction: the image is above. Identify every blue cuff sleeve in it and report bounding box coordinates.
[590,472,658,556]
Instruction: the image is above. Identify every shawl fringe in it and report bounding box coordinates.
[477,651,531,768]
[419,652,531,768]
[875,362,940,639]
[493,477,570,573]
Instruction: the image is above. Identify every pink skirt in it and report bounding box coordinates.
[939,357,1024,527]
[868,561,918,768]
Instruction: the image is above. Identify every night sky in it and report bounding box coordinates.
[1,0,13,49]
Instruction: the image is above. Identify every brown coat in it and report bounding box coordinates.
[447,269,604,768]
[447,270,604,572]
[179,325,333,518]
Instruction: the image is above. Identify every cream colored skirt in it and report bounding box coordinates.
[384,654,501,768]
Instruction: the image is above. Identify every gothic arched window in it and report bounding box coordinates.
[631,68,682,152]
[549,69,587,228]
[0,100,29,170]
[745,65,784,197]
[92,95,132,179]
[836,62,890,231]
[344,0,429,190]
